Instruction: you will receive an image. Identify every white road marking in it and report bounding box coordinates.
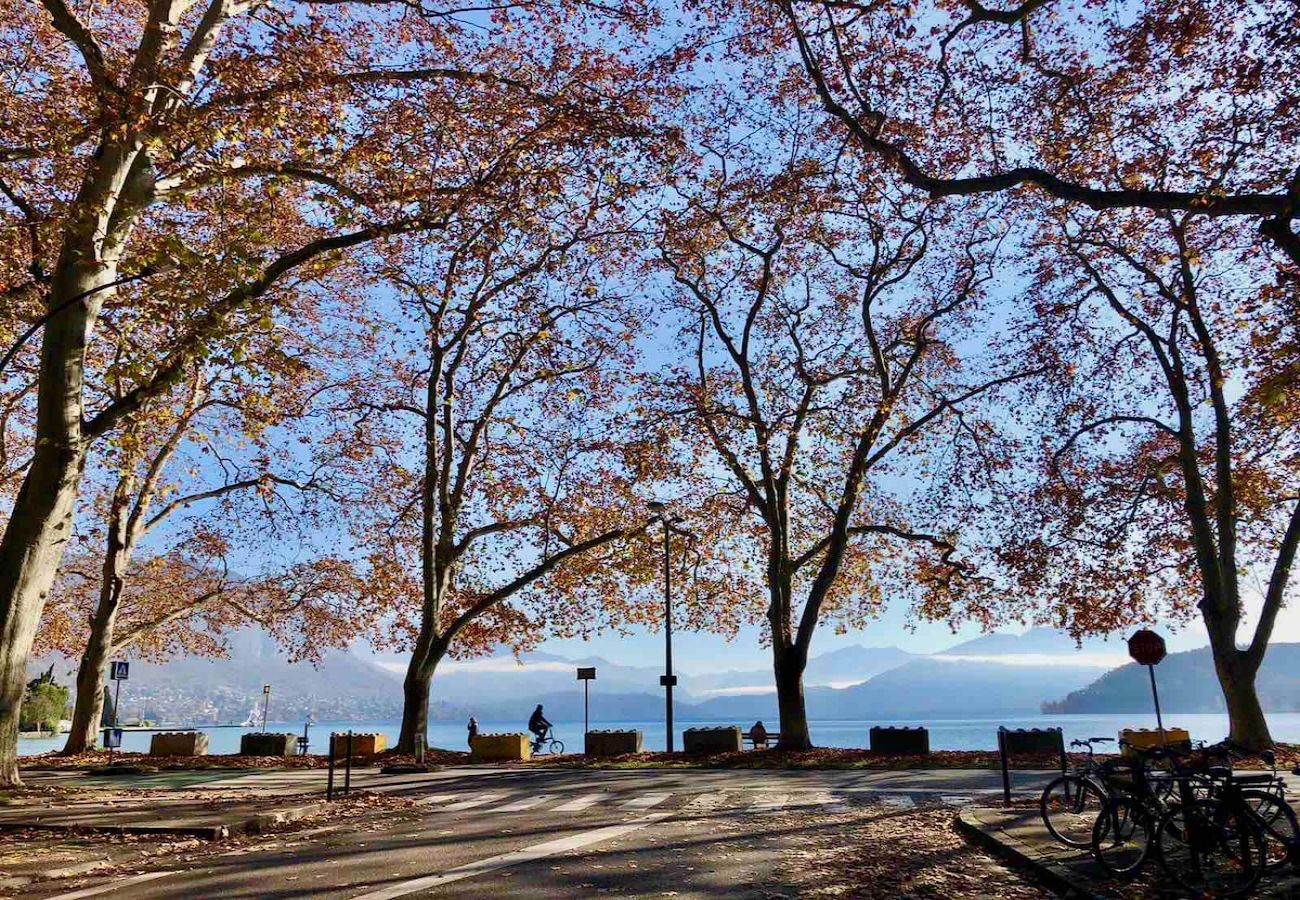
[412,793,457,806]
[42,871,176,900]
[621,792,671,810]
[941,795,975,806]
[748,794,788,814]
[553,793,605,812]
[349,811,674,900]
[815,792,850,813]
[442,792,507,811]
[493,794,555,812]
[879,795,916,810]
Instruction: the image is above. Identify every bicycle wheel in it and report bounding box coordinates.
[1156,799,1266,898]
[1091,796,1152,878]
[549,738,565,754]
[1040,775,1107,848]
[1241,788,1299,872]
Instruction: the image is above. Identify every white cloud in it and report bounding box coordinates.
[932,653,1126,668]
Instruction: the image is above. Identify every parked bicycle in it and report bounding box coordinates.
[1039,736,1115,847]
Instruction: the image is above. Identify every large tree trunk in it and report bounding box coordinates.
[1214,648,1272,750]
[0,444,88,784]
[773,645,812,751]
[396,628,445,754]
[61,621,114,755]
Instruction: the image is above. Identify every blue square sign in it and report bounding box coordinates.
[102,728,123,749]
[109,661,129,681]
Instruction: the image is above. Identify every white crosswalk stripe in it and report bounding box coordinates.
[879,794,916,810]
[493,794,556,812]
[413,793,457,806]
[443,792,508,811]
[814,791,850,813]
[747,793,788,814]
[621,792,672,810]
[940,795,974,806]
[553,793,606,812]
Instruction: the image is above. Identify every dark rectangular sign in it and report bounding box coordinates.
[576,667,596,680]
[109,661,129,681]
[102,728,123,749]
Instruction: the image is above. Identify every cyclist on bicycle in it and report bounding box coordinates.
[528,704,553,751]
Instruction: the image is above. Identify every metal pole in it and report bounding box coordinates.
[584,680,590,739]
[108,677,122,764]
[663,522,674,753]
[1148,664,1167,745]
[998,729,1012,805]
[344,730,353,795]
[326,734,336,801]
[263,687,271,731]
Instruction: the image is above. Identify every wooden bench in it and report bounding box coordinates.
[744,732,781,749]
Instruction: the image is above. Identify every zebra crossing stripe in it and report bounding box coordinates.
[442,792,507,811]
[880,795,916,809]
[413,793,457,806]
[816,792,850,813]
[553,793,606,812]
[622,792,671,809]
[941,795,974,806]
[748,794,788,813]
[493,794,556,812]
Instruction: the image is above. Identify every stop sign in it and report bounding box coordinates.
[1128,629,1167,666]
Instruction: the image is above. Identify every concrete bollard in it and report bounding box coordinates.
[149,731,209,756]
[239,733,298,756]
[584,730,644,756]
[470,732,531,762]
[329,732,387,756]
[869,726,930,755]
[682,726,742,753]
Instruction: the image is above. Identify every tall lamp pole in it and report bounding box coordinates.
[649,501,681,753]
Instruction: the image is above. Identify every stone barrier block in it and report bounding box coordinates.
[1120,727,1191,756]
[149,731,209,756]
[869,726,930,755]
[999,727,1064,756]
[683,726,742,754]
[584,730,643,756]
[239,733,298,756]
[470,732,531,762]
[329,732,387,757]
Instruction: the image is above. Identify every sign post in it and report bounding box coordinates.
[107,661,128,763]
[1127,629,1169,744]
[262,684,272,731]
[577,667,596,738]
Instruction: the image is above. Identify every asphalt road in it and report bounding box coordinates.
[20,768,1054,900]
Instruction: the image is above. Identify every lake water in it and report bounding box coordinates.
[19,712,1300,757]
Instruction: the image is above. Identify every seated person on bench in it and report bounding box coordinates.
[749,720,770,748]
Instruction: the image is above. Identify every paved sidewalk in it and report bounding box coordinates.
[0,795,326,839]
[957,805,1300,898]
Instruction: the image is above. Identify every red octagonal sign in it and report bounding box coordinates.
[1128,629,1167,666]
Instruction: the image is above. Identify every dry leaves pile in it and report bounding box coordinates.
[781,807,1050,899]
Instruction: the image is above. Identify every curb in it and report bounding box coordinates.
[954,807,1105,900]
[0,801,326,841]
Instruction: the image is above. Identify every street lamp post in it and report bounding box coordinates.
[648,501,679,752]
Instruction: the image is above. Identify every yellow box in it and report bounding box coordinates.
[329,732,387,756]
[1120,728,1191,756]
[470,732,532,762]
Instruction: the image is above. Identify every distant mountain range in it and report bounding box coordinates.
[30,626,1166,727]
[1044,643,1300,714]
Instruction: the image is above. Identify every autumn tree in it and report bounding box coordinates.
[651,132,1034,749]
[1002,207,1300,748]
[38,316,362,754]
[329,178,654,754]
[767,0,1300,272]
[0,0,654,784]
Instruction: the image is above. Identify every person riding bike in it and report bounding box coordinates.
[528,704,553,750]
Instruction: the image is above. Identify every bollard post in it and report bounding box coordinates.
[1056,728,1067,775]
[998,728,1012,805]
[344,730,353,795]
[326,734,336,801]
